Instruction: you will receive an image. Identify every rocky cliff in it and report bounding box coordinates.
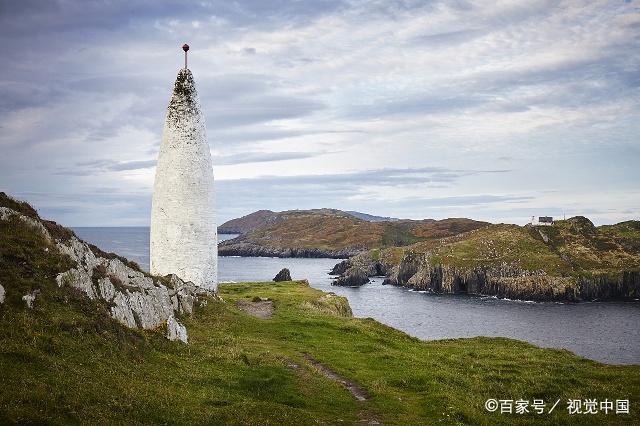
[1,192,213,342]
[380,254,640,302]
[331,218,640,302]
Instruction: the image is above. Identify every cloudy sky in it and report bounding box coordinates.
[1,0,638,226]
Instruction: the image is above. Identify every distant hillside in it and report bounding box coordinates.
[218,209,401,234]
[331,216,640,302]
[218,210,278,234]
[218,209,488,258]
[344,211,399,222]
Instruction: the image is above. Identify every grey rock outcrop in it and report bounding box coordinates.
[0,284,5,305]
[332,248,640,302]
[22,290,40,309]
[329,260,351,276]
[273,268,292,282]
[330,254,387,287]
[383,252,640,302]
[1,205,211,343]
[332,268,370,287]
[56,236,204,342]
[167,315,188,343]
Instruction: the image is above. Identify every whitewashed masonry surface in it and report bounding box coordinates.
[150,68,217,290]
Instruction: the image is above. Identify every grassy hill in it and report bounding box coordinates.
[2,193,640,423]
[218,209,280,234]
[218,209,400,234]
[336,216,640,301]
[399,216,640,275]
[3,276,640,424]
[219,209,488,257]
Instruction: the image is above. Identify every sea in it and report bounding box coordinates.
[73,226,640,365]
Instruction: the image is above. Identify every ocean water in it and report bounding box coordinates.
[73,226,640,365]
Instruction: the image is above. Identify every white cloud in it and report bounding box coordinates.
[0,0,638,225]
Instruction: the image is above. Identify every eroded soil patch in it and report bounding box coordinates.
[235,300,274,319]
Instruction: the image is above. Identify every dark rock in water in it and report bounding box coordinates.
[330,260,351,275]
[329,253,389,287]
[332,268,370,287]
[273,268,292,282]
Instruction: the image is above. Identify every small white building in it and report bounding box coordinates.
[530,216,554,226]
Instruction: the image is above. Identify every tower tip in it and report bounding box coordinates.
[182,44,190,69]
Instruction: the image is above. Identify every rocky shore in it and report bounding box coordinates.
[329,256,387,286]
[330,251,640,302]
[219,240,362,259]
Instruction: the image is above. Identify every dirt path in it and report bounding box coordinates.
[302,353,369,401]
[235,300,274,319]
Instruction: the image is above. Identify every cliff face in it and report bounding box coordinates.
[331,218,640,302]
[1,193,212,342]
[151,68,217,290]
[382,254,640,302]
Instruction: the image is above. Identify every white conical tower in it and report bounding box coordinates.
[150,48,217,291]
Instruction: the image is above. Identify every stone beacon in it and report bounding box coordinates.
[150,44,217,291]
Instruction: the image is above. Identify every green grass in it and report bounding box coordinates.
[381,222,426,247]
[1,278,639,424]
[223,209,488,253]
[375,218,640,285]
[1,205,639,424]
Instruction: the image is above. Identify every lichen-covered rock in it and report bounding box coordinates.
[56,235,197,336]
[166,315,188,343]
[167,275,200,315]
[111,292,138,328]
[0,207,50,239]
[22,290,40,309]
[273,268,292,282]
[329,260,351,275]
[1,204,210,342]
[380,251,640,302]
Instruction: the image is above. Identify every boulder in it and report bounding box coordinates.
[0,284,5,304]
[273,268,292,282]
[332,268,370,287]
[22,290,40,309]
[166,315,188,343]
[330,260,351,275]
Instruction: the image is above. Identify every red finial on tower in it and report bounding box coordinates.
[182,44,190,69]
